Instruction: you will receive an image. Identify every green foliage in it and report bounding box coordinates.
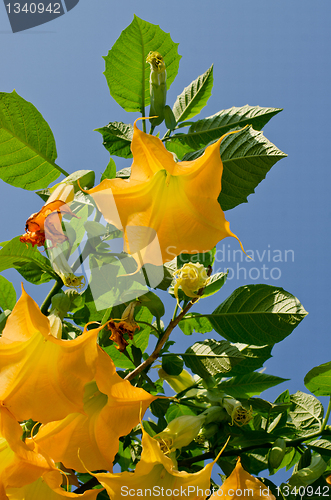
[0,236,57,284]
[182,339,244,378]
[178,125,287,211]
[217,372,289,398]
[172,65,214,123]
[2,14,327,496]
[0,90,64,190]
[305,362,331,396]
[103,15,181,112]
[96,122,133,159]
[0,275,16,310]
[209,284,308,346]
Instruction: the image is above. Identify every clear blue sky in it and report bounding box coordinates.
[1,0,331,485]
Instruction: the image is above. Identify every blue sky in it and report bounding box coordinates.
[1,0,331,485]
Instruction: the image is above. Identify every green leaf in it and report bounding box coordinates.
[309,439,331,458]
[101,158,117,181]
[138,291,165,318]
[0,236,57,284]
[202,272,227,298]
[166,404,197,422]
[165,139,195,160]
[304,361,331,397]
[0,91,64,190]
[103,15,181,112]
[150,399,170,420]
[208,284,308,346]
[172,65,213,123]
[177,248,216,268]
[182,126,287,211]
[178,313,213,336]
[162,355,183,376]
[0,275,16,310]
[96,122,133,159]
[172,105,282,149]
[0,309,11,333]
[218,372,288,398]
[225,344,273,376]
[182,339,244,379]
[289,391,324,437]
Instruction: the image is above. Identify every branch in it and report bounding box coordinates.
[124,266,212,382]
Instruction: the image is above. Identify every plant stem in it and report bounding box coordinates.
[40,279,63,315]
[124,268,212,382]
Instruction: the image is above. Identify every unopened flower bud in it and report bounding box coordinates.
[154,414,206,453]
[174,263,209,303]
[49,246,85,291]
[146,51,167,127]
[158,368,197,396]
[222,396,253,426]
[289,453,327,487]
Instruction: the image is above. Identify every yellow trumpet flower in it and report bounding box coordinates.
[88,121,244,269]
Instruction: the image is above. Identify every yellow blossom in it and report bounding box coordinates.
[0,405,56,499]
[6,470,100,499]
[0,287,104,423]
[154,414,206,454]
[87,121,244,269]
[92,426,223,500]
[209,458,275,499]
[174,262,209,301]
[30,348,156,473]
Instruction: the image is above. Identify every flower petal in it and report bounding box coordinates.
[0,289,102,423]
[209,458,276,499]
[32,347,156,472]
[94,428,218,500]
[88,123,244,268]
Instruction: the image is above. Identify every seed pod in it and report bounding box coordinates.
[146,51,167,126]
[268,437,287,469]
[164,105,176,131]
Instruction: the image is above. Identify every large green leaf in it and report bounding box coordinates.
[181,126,287,211]
[181,339,244,379]
[178,313,213,336]
[171,105,282,149]
[208,284,307,346]
[0,236,56,284]
[0,275,16,310]
[172,65,213,123]
[289,391,323,437]
[304,361,331,397]
[96,122,133,159]
[0,91,65,190]
[217,372,288,398]
[225,344,273,376]
[104,15,181,112]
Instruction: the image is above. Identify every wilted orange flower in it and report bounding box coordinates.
[0,287,104,423]
[88,121,244,269]
[92,426,221,500]
[20,184,76,248]
[31,348,156,473]
[209,458,275,499]
[107,301,140,351]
